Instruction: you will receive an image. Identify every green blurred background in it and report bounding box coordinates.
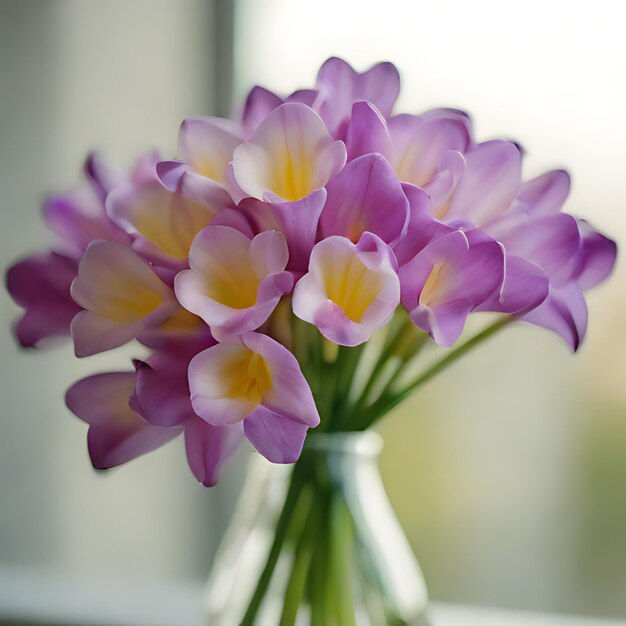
[1,0,624,620]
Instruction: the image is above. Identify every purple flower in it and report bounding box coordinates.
[188,332,319,463]
[157,117,243,209]
[345,101,471,189]
[133,345,243,486]
[106,178,217,267]
[319,153,410,244]
[175,225,293,339]
[315,57,400,138]
[241,56,400,140]
[70,241,198,357]
[66,371,182,470]
[230,102,346,204]
[67,343,242,486]
[399,229,505,346]
[517,217,617,350]
[5,252,81,348]
[292,232,400,346]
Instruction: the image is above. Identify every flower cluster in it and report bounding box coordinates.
[6,57,616,486]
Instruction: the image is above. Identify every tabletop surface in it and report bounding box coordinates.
[0,566,623,626]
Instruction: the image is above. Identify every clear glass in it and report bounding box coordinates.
[205,432,430,625]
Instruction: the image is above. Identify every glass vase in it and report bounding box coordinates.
[205,431,430,625]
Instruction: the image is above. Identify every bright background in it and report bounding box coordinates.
[1,0,625,620]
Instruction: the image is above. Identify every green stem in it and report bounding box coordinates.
[362,316,511,428]
[240,462,308,626]
[351,323,427,422]
[279,489,321,626]
[327,491,356,626]
[309,490,330,626]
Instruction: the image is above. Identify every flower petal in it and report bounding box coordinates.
[107,180,216,262]
[573,220,617,290]
[517,169,571,214]
[178,117,243,185]
[66,372,181,469]
[292,233,400,346]
[6,251,80,347]
[345,101,392,161]
[476,255,549,315]
[320,153,409,244]
[241,332,319,427]
[243,406,309,464]
[316,57,400,136]
[387,113,470,187]
[231,102,346,202]
[447,140,522,225]
[520,282,588,351]
[70,241,174,355]
[184,417,243,486]
[175,226,292,338]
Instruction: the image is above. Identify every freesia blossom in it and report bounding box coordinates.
[319,153,409,244]
[6,152,158,347]
[345,101,470,189]
[67,345,242,486]
[293,232,400,346]
[106,178,217,266]
[65,371,182,470]
[157,116,243,209]
[230,102,346,205]
[242,57,400,139]
[70,241,196,356]
[231,102,346,270]
[399,229,505,346]
[5,56,618,489]
[5,252,81,348]
[175,225,293,339]
[188,332,319,463]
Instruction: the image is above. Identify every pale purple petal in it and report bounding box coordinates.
[156,161,234,210]
[392,184,452,266]
[66,372,181,469]
[400,229,505,346]
[71,311,144,358]
[320,153,409,243]
[231,102,346,202]
[447,140,522,225]
[106,180,216,262]
[243,406,309,464]
[175,226,292,338]
[316,57,400,137]
[188,342,262,426]
[387,113,470,187]
[573,220,617,290]
[476,255,549,315]
[43,185,131,256]
[292,233,400,346]
[241,332,319,427]
[70,241,175,356]
[184,417,243,486]
[520,282,588,351]
[6,251,80,348]
[410,299,473,347]
[238,190,328,272]
[85,151,126,201]
[500,212,581,279]
[517,169,571,214]
[178,116,243,184]
[242,86,284,137]
[345,101,391,161]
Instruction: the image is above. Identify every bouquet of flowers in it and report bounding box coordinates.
[5,57,617,625]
